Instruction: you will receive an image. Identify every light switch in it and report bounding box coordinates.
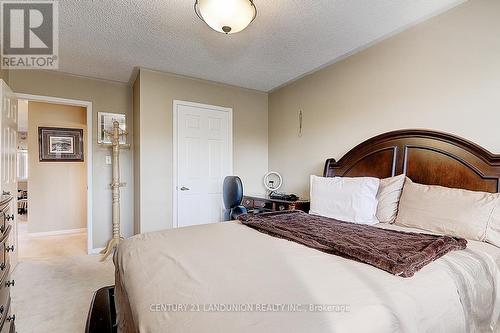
[105,155,112,165]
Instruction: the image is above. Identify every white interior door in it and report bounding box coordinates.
[175,101,232,228]
[0,81,18,268]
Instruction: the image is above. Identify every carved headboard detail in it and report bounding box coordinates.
[324,129,500,193]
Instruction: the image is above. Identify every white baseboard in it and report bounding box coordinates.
[88,247,104,255]
[28,228,87,238]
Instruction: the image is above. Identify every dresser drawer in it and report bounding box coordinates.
[0,225,11,276]
[0,206,13,240]
[0,200,10,216]
[253,200,270,209]
[0,213,5,241]
[0,318,12,333]
[242,198,253,208]
[0,270,10,320]
[0,297,13,333]
[2,318,14,333]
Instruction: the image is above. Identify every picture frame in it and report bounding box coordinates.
[39,127,84,162]
[97,112,126,144]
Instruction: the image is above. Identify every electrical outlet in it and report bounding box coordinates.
[105,156,112,165]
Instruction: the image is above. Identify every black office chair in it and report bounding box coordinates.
[223,176,247,221]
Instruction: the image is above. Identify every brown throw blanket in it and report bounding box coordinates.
[239,210,467,277]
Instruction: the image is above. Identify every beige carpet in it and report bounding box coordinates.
[18,221,88,259]
[11,255,114,333]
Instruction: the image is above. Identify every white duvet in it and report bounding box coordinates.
[114,221,500,333]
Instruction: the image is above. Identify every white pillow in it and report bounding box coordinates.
[395,178,500,244]
[376,174,406,223]
[487,201,500,247]
[309,175,380,225]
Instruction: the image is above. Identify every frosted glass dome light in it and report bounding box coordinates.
[194,0,257,34]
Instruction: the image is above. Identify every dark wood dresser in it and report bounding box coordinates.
[242,195,310,215]
[0,195,15,333]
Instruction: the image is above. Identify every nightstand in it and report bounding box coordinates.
[242,195,310,215]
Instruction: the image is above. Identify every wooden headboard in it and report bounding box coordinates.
[324,129,500,193]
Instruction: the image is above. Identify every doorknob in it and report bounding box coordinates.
[180,187,190,191]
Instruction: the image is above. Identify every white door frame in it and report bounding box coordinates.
[172,100,233,228]
[16,93,94,254]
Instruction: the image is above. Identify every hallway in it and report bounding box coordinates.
[17,216,87,260]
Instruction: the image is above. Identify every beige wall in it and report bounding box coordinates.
[135,69,268,232]
[268,0,500,198]
[132,74,141,235]
[9,70,133,249]
[28,102,87,233]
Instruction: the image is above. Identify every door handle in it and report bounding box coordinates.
[180,187,190,191]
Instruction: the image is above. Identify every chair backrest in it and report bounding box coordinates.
[223,176,243,209]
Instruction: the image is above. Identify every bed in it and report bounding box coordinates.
[111,129,500,333]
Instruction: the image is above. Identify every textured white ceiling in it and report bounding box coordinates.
[58,0,465,91]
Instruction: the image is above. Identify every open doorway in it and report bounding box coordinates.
[16,100,28,253]
[16,96,92,259]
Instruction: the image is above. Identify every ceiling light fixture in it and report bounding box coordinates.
[194,0,257,34]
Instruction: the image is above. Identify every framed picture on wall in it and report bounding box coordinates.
[97,112,126,144]
[39,127,84,162]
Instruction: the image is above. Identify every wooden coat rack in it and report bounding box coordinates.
[101,120,130,260]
